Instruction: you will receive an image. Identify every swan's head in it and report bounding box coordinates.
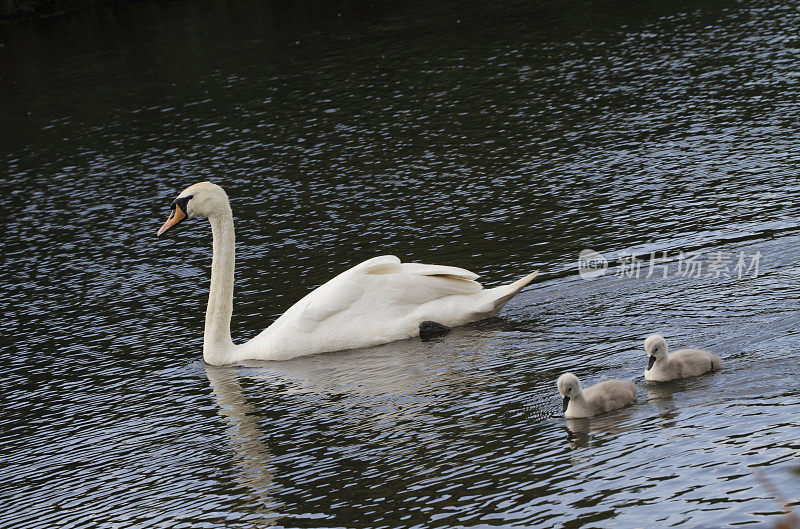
[557,372,582,412]
[157,182,230,236]
[644,334,669,370]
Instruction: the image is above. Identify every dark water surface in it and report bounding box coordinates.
[1,0,799,527]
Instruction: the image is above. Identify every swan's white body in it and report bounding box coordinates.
[158,182,538,365]
[643,334,722,382]
[557,373,637,418]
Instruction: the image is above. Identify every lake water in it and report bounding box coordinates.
[1,0,799,527]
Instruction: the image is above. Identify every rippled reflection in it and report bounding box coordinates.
[205,365,283,526]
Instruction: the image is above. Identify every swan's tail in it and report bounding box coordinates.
[482,270,538,316]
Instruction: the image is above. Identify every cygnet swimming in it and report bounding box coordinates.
[644,334,722,382]
[556,372,637,418]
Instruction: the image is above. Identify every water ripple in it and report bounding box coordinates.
[1,0,799,527]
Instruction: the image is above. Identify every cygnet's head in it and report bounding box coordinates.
[157,182,230,236]
[644,334,669,370]
[557,372,583,412]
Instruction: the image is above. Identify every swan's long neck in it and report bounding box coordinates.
[204,208,237,365]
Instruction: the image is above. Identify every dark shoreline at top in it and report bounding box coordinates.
[1,0,131,24]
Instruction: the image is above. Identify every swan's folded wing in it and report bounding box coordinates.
[362,261,483,306]
[349,254,402,273]
[363,261,480,281]
[294,256,482,332]
[291,257,398,332]
[295,279,364,331]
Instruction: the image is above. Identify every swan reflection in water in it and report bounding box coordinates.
[563,414,639,449]
[643,374,723,429]
[204,365,283,526]
[202,323,545,524]
[230,324,525,399]
[201,330,489,478]
[644,382,683,429]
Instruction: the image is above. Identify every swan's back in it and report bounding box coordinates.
[583,379,637,415]
[240,255,537,361]
[668,348,723,378]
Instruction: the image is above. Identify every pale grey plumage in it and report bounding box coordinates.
[557,373,637,418]
[644,334,723,382]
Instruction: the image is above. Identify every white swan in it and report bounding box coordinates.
[556,373,637,418]
[644,334,723,382]
[157,182,538,365]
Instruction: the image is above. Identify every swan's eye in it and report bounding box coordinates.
[171,195,193,214]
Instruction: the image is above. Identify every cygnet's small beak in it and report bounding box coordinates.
[562,396,570,412]
[647,355,657,371]
[157,205,186,236]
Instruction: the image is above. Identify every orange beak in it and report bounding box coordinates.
[157,205,186,236]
